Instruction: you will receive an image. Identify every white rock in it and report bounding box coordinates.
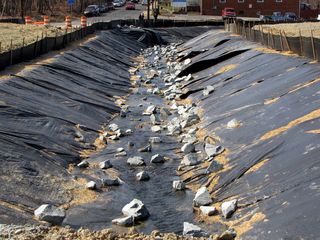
[108,123,119,132]
[193,187,212,207]
[122,199,150,220]
[203,85,215,96]
[149,137,162,144]
[34,204,65,225]
[116,147,125,153]
[143,105,156,115]
[99,160,112,169]
[183,222,207,237]
[77,160,89,168]
[200,206,217,216]
[227,119,241,129]
[221,199,237,219]
[136,171,150,181]
[184,58,192,65]
[112,216,134,226]
[172,180,186,190]
[204,143,225,158]
[151,125,161,133]
[86,181,97,190]
[115,151,127,157]
[125,129,133,134]
[181,142,195,154]
[127,156,145,166]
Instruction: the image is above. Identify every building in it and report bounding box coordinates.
[201,0,300,17]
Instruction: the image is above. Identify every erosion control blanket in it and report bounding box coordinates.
[177,30,320,239]
[0,26,212,225]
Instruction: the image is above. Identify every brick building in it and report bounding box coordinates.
[201,0,300,17]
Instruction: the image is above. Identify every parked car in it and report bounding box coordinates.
[222,8,236,20]
[126,2,135,10]
[98,4,107,13]
[271,12,285,22]
[113,0,122,7]
[84,5,100,17]
[284,12,297,21]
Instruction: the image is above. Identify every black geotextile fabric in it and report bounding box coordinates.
[0,28,159,223]
[178,30,320,239]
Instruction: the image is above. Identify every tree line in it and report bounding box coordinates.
[0,0,105,18]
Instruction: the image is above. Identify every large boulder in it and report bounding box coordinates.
[122,199,150,221]
[193,187,213,207]
[34,204,65,225]
[183,222,208,237]
[221,199,237,219]
[127,156,145,166]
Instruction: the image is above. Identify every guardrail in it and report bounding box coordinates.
[225,19,320,62]
[0,19,223,70]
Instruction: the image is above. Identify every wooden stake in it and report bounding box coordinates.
[282,30,291,51]
[299,30,303,56]
[279,30,284,51]
[10,38,13,65]
[310,30,316,60]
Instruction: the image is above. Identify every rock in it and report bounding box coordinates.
[34,204,65,225]
[109,135,119,141]
[122,199,150,221]
[184,58,192,65]
[206,160,223,173]
[116,147,125,153]
[160,108,172,117]
[204,144,225,158]
[172,180,186,190]
[149,137,162,144]
[185,74,192,81]
[128,141,134,147]
[150,114,161,125]
[200,206,217,216]
[138,144,152,152]
[101,177,121,186]
[112,216,134,227]
[150,154,165,163]
[127,156,145,166]
[183,222,207,237]
[181,142,195,154]
[77,160,89,168]
[181,153,200,166]
[115,151,127,157]
[108,123,119,132]
[151,126,161,133]
[136,171,150,181]
[86,181,97,190]
[126,129,133,134]
[120,109,127,118]
[203,85,215,96]
[99,160,112,169]
[167,124,181,135]
[221,200,237,219]
[193,187,213,207]
[115,129,124,138]
[143,105,156,115]
[152,88,160,94]
[219,229,237,240]
[227,119,241,129]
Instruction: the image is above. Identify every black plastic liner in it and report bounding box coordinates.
[178,30,320,239]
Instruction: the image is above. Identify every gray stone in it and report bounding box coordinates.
[150,154,165,163]
[181,153,200,166]
[101,177,121,186]
[112,216,134,227]
[204,143,225,158]
[128,141,134,147]
[200,206,217,216]
[160,108,172,117]
[136,171,150,181]
[203,85,215,96]
[77,160,89,168]
[115,151,127,157]
[34,204,65,225]
[116,147,125,153]
[150,114,161,125]
[206,160,223,174]
[221,199,237,219]
[183,222,207,237]
[172,180,186,190]
[167,124,181,135]
[149,137,162,144]
[127,156,145,166]
[181,142,195,154]
[99,160,112,169]
[219,229,237,240]
[120,109,127,118]
[86,181,97,190]
[138,144,152,152]
[193,187,213,207]
[122,199,150,221]
[108,123,119,132]
[151,125,162,133]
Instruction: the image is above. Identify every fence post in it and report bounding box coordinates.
[10,38,13,65]
[299,30,303,56]
[279,31,284,51]
[282,31,291,51]
[260,26,264,45]
[310,30,316,60]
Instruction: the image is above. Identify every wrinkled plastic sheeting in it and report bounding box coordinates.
[178,30,320,239]
[0,28,158,224]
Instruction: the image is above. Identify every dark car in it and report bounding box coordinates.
[271,12,285,22]
[98,4,107,13]
[284,12,297,21]
[84,5,100,17]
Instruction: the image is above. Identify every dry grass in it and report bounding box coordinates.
[253,22,320,38]
[0,23,69,53]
